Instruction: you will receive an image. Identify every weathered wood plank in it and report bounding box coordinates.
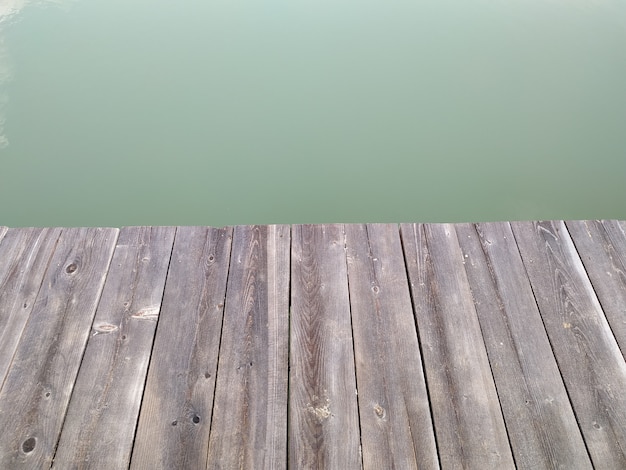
[0,227,119,468]
[512,220,626,467]
[289,224,362,468]
[400,223,514,469]
[566,220,626,358]
[0,226,7,241]
[602,220,626,255]
[345,223,438,469]
[130,226,232,469]
[206,225,290,469]
[52,226,176,469]
[456,222,592,469]
[0,228,62,390]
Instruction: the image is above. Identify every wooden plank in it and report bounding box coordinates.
[400,223,514,469]
[456,222,592,469]
[130,226,233,469]
[289,224,361,468]
[512,220,626,467]
[206,225,290,469]
[566,220,626,357]
[52,226,176,469]
[603,220,626,253]
[0,228,62,390]
[345,223,438,469]
[0,227,119,468]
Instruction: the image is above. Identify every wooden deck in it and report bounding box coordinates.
[0,221,625,469]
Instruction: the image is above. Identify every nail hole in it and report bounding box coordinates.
[22,437,36,453]
[66,263,77,273]
[192,415,200,424]
[171,420,177,426]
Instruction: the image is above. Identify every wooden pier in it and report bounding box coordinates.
[0,221,625,469]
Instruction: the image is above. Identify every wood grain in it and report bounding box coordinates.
[345,223,438,469]
[512,220,626,468]
[0,228,62,390]
[566,220,626,357]
[0,221,623,468]
[289,224,362,469]
[400,223,515,469]
[130,226,232,469]
[206,225,290,469]
[52,226,176,469]
[0,227,118,468]
[456,222,592,469]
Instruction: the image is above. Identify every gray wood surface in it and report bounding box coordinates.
[0,226,7,241]
[602,220,626,261]
[52,226,176,469]
[289,224,362,468]
[0,228,118,468]
[0,221,624,468]
[206,225,290,469]
[512,220,626,468]
[566,220,626,357]
[400,223,515,469]
[456,222,592,469]
[345,223,438,470]
[0,228,62,390]
[130,226,233,469]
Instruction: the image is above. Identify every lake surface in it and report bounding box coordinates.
[1,0,625,227]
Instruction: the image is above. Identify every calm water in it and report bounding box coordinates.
[1,0,625,227]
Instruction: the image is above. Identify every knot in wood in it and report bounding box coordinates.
[93,323,119,335]
[22,437,36,453]
[66,263,78,274]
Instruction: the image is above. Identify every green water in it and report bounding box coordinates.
[1,0,625,227]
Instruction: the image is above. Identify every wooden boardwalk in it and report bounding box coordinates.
[0,221,625,469]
